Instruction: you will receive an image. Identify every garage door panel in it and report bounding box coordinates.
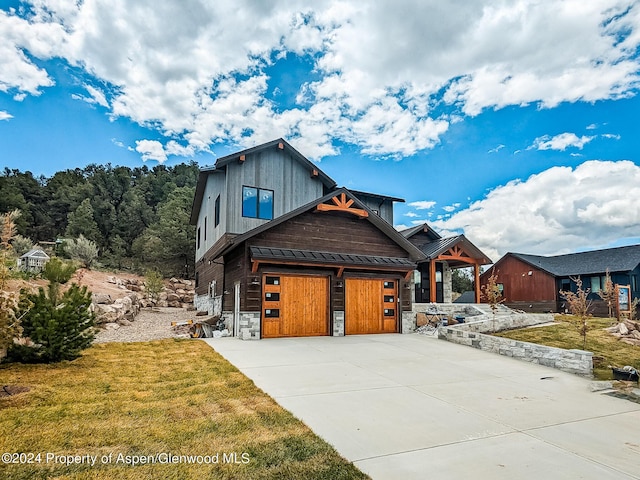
[262,274,329,338]
[346,278,398,334]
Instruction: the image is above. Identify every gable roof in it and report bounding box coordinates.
[190,138,337,224]
[417,235,493,264]
[20,249,49,259]
[205,187,426,262]
[349,189,405,204]
[508,244,640,277]
[400,223,442,241]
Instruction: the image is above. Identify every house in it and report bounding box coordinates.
[400,224,492,303]
[481,245,640,315]
[17,248,50,272]
[190,139,426,339]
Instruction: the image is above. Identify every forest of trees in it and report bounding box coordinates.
[0,163,199,278]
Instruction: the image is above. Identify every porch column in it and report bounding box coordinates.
[474,262,481,303]
[429,260,436,303]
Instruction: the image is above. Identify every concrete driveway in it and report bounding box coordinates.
[203,334,640,480]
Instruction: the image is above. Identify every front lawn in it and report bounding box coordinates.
[494,315,640,380]
[0,339,368,480]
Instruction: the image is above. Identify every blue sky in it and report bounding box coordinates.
[1,1,640,260]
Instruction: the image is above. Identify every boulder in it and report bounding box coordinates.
[104,322,120,330]
[94,304,119,324]
[631,330,640,340]
[167,293,180,302]
[619,323,629,336]
[93,293,113,305]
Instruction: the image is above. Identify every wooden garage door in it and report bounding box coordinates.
[345,278,398,334]
[262,274,329,338]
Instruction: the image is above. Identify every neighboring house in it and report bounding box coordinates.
[18,249,50,272]
[400,224,492,303]
[190,139,425,339]
[481,245,640,315]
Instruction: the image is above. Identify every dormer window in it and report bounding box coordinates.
[242,186,274,220]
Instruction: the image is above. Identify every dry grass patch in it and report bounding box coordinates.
[0,339,368,480]
[495,315,640,380]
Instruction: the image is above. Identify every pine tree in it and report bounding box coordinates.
[8,258,95,363]
[65,198,101,243]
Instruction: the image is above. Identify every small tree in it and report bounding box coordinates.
[8,257,94,363]
[9,284,95,363]
[1,210,20,289]
[597,269,616,319]
[144,269,164,305]
[1,210,23,360]
[42,257,77,301]
[65,235,99,269]
[10,234,35,257]
[559,276,592,350]
[481,271,504,331]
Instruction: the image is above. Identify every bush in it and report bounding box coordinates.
[65,235,99,269]
[8,284,95,363]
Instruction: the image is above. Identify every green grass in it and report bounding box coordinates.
[495,315,640,380]
[0,339,369,480]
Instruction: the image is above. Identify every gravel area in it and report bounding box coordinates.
[93,307,198,343]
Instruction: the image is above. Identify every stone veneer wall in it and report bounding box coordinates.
[194,293,221,316]
[333,311,345,336]
[401,311,415,334]
[438,323,593,377]
[238,312,261,340]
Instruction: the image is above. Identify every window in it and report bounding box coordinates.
[242,186,273,220]
[590,276,601,293]
[197,227,201,249]
[214,195,220,227]
[632,275,638,293]
[204,217,207,241]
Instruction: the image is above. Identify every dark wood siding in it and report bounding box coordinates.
[195,257,224,296]
[222,246,246,311]
[405,231,439,248]
[247,210,408,258]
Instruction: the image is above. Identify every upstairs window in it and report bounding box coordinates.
[242,186,273,220]
[214,195,220,227]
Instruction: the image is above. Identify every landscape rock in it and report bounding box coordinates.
[619,323,629,336]
[104,323,120,330]
[93,293,113,305]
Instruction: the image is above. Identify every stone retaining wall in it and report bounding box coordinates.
[438,326,593,377]
[461,313,555,333]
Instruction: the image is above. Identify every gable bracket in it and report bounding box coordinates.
[315,193,369,219]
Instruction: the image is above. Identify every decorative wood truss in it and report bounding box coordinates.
[429,242,483,303]
[315,193,369,219]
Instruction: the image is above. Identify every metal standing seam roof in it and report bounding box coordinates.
[511,244,640,277]
[249,246,417,268]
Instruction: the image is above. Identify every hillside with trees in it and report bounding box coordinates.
[0,163,198,278]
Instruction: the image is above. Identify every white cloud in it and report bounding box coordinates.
[404,212,419,218]
[434,160,640,260]
[488,144,505,154]
[442,203,461,212]
[408,200,436,210]
[135,140,167,162]
[1,1,640,160]
[0,111,13,121]
[601,133,621,140]
[586,123,598,130]
[531,132,595,151]
[135,139,196,163]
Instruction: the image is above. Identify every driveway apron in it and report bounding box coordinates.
[203,334,640,480]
